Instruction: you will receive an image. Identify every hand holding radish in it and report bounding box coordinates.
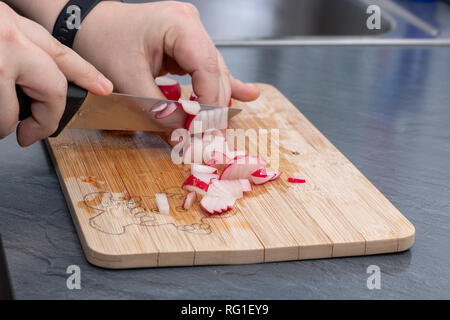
[72,1,260,106]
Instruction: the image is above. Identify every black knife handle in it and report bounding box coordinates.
[17,82,88,137]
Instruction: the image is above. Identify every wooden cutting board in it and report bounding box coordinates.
[46,84,415,269]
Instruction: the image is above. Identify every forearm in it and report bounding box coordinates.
[4,0,68,32]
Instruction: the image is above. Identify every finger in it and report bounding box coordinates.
[15,16,113,96]
[0,80,20,139]
[230,76,260,102]
[165,22,225,105]
[15,44,68,146]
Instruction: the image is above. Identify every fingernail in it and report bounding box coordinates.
[98,74,114,93]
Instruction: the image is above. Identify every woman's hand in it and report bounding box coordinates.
[73,1,259,106]
[0,3,112,146]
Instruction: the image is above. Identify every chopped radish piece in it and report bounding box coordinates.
[182,192,197,210]
[191,164,218,175]
[182,175,210,196]
[178,99,201,115]
[190,92,198,101]
[155,76,181,100]
[150,102,167,113]
[250,170,282,185]
[220,156,267,180]
[186,108,229,133]
[270,171,282,181]
[288,177,306,183]
[155,193,170,215]
[228,99,232,107]
[250,168,268,178]
[155,102,178,119]
[200,195,235,215]
[239,179,253,192]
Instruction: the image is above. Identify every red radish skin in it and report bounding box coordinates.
[182,192,197,210]
[178,99,201,115]
[182,175,210,196]
[288,177,306,183]
[250,168,268,178]
[190,92,198,101]
[155,102,178,119]
[228,99,232,107]
[155,76,181,100]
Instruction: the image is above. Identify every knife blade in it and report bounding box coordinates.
[17,83,242,137]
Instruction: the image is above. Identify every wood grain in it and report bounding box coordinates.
[46,84,415,268]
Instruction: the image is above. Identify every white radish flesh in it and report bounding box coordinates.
[191,164,218,175]
[155,102,178,119]
[182,192,197,210]
[150,102,168,113]
[178,99,201,115]
[220,156,267,180]
[155,193,170,215]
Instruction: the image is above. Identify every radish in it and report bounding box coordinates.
[239,179,253,192]
[191,164,218,175]
[220,156,267,180]
[228,99,232,107]
[155,102,178,119]
[155,76,181,100]
[182,192,197,210]
[270,171,282,181]
[182,135,203,164]
[155,193,170,215]
[178,99,201,115]
[150,102,167,113]
[190,92,198,101]
[182,173,218,196]
[182,175,210,196]
[226,150,247,161]
[288,177,306,183]
[200,195,236,215]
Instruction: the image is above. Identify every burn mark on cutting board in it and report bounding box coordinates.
[83,190,236,236]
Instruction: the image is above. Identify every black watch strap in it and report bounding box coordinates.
[52,0,103,47]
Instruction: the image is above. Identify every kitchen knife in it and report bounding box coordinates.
[17,83,242,137]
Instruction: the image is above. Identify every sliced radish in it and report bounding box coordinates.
[220,156,267,180]
[250,168,268,178]
[155,193,170,215]
[155,76,181,100]
[150,102,167,113]
[182,192,197,210]
[288,177,306,183]
[178,99,201,115]
[239,179,253,192]
[155,102,178,119]
[270,171,282,181]
[190,92,198,101]
[191,164,218,175]
[182,175,210,196]
[200,195,235,215]
[228,99,232,107]
[208,180,243,199]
